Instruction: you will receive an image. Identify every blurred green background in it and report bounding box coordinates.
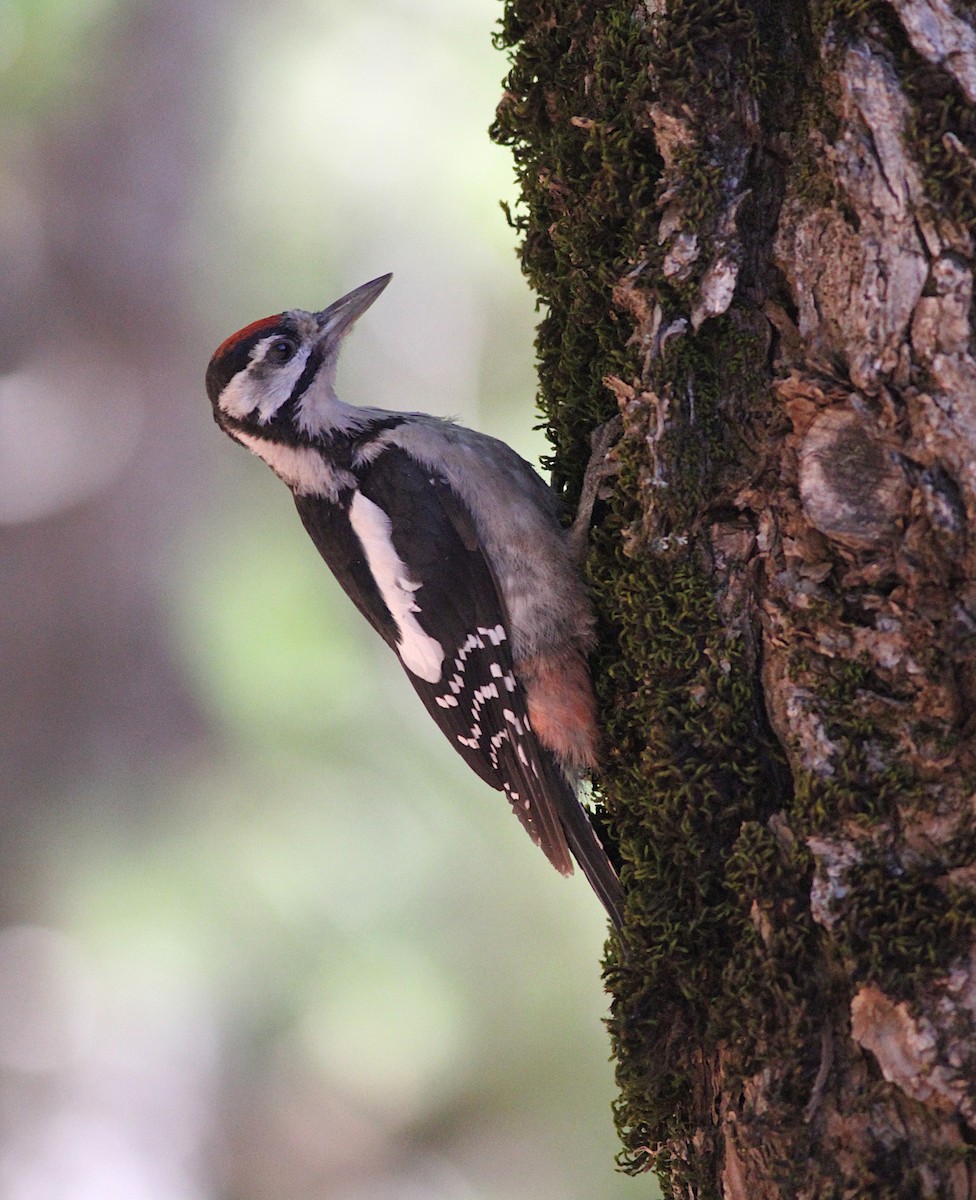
[0,0,647,1196]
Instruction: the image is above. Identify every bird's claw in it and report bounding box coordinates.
[567,415,624,562]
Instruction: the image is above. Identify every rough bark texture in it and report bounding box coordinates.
[492,1,976,1196]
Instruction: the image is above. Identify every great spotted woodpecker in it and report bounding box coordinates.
[206,275,623,927]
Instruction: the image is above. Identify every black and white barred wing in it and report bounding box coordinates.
[343,446,577,876]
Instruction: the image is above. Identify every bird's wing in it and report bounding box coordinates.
[294,445,576,875]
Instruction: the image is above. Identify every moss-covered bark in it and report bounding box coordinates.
[492,1,976,1197]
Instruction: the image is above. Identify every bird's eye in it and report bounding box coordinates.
[266,337,297,364]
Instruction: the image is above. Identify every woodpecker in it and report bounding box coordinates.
[206,275,623,927]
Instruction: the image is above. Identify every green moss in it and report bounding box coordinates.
[492,2,662,485]
[777,583,976,1000]
[647,0,759,88]
[902,62,976,230]
[493,0,800,1190]
[592,547,795,1174]
[808,0,883,42]
[651,312,772,529]
[492,0,976,1192]
[806,0,976,231]
[835,860,976,997]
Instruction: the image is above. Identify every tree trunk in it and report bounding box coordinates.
[492,1,976,1196]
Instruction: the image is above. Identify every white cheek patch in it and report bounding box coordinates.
[218,338,312,424]
[234,433,353,499]
[348,492,445,683]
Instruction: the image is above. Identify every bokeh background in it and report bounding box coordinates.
[0,1,643,1197]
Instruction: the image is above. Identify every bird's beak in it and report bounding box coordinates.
[315,274,392,343]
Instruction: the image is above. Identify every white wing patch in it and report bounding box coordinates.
[234,433,353,500]
[348,492,445,683]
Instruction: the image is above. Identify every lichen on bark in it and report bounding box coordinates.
[494,0,976,1197]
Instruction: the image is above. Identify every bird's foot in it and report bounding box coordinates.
[566,415,623,563]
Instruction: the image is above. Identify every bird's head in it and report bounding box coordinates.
[205,273,392,444]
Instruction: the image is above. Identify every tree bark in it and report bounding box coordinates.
[493,1,976,1196]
